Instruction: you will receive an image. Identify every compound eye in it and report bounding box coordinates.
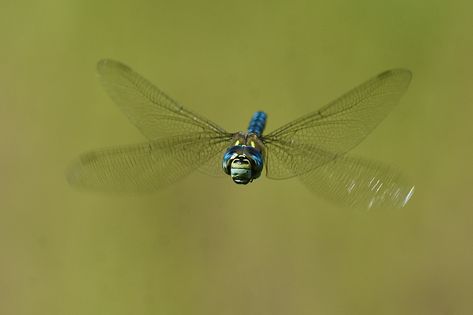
[222,150,239,175]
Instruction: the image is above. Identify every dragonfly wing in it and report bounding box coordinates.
[264,141,337,179]
[264,69,412,179]
[67,133,233,192]
[196,144,231,177]
[299,154,415,209]
[97,59,227,139]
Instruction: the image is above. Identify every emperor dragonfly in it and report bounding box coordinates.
[67,59,414,209]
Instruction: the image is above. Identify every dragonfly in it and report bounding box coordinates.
[67,59,415,209]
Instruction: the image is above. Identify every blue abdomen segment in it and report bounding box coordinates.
[247,111,267,136]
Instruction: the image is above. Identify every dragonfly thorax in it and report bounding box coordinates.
[222,133,265,185]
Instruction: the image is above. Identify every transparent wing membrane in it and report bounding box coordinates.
[67,60,233,191]
[197,148,230,177]
[264,69,412,179]
[300,155,414,209]
[263,69,413,208]
[70,61,414,209]
[97,59,227,139]
[67,133,232,192]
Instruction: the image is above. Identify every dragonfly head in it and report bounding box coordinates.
[222,145,264,185]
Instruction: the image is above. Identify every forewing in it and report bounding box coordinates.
[67,133,232,192]
[264,69,412,178]
[97,59,227,139]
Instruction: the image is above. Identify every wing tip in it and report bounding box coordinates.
[400,185,415,208]
[65,150,102,189]
[377,68,413,82]
[96,59,131,75]
[65,159,84,189]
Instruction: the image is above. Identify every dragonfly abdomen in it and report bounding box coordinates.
[247,111,267,136]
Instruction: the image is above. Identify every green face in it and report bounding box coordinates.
[229,155,253,184]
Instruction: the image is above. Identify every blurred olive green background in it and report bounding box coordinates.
[2,0,473,314]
